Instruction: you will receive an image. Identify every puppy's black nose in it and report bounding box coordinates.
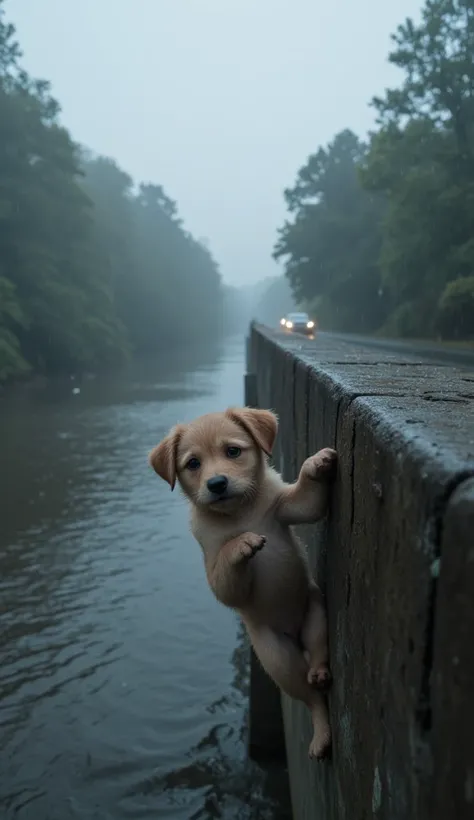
[207,475,228,495]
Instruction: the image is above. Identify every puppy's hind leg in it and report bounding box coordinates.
[247,624,331,760]
[301,582,332,691]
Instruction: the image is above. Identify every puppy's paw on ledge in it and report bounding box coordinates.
[303,448,337,481]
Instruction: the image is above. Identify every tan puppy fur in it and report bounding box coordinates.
[149,407,337,760]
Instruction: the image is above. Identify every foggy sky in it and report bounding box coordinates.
[10,0,423,286]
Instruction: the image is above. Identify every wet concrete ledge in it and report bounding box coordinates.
[245,323,474,820]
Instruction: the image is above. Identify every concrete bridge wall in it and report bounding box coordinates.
[246,323,474,820]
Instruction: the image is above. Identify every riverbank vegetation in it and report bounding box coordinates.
[275,0,474,341]
[0,1,224,383]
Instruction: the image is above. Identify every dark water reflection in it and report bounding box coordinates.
[0,337,291,820]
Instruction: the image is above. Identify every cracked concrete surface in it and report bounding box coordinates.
[247,324,474,820]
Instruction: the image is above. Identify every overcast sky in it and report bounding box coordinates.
[10,0,423,286]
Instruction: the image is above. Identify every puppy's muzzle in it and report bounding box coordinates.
[207,475,229,496]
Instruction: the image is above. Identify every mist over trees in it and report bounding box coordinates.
[0,1,223,383]
[251,275,296,326]
[275,0,474,341]
[221,283,251,334]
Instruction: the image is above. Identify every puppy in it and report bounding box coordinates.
[149,407,337,760]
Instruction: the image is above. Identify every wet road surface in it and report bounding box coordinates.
[308,330,474,369]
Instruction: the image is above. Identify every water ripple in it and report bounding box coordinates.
[0,338,290,819]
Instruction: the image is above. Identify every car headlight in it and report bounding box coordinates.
[280,318,286,326]
[286,321,293,329]
[307,321,314,329]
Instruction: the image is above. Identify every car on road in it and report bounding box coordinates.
[280,312,316,336]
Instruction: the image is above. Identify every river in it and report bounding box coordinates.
[0,336,291,820]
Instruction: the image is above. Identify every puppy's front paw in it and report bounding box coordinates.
[303,448,337,482]
[238,532,266,561]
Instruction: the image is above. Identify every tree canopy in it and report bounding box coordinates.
[0,1,223,382]
[275,0,474,340]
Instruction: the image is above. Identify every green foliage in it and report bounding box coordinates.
[437,276,474,339]
[276,0,474,340]
[274,130,388,333]
[0,1,223,383]
[0,276,30,380]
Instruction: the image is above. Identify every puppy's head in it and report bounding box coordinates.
[149,407,278,514]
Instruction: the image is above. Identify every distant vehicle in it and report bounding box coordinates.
[280,312,316,336]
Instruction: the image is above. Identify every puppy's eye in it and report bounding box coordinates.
[186,457,200,470]
[226,446,241,459]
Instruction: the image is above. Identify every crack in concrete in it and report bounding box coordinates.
[421,395,471,404]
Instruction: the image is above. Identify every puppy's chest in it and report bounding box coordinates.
[193,509,299,565]
[247,515,309,617]
[249,511,286,544]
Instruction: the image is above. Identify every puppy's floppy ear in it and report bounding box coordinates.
[226,407,278,456]
[148,424,183,490]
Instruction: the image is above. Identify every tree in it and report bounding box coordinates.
[0,276,29,381]
[0,0,128,377]
[0,0,224,383]
[372,0,474,159]
[81,160,224,355]
[275,0,474,341]
[274,130,388,333]
[437,275,474,338]
[362,0,474,336]
[128,183,223,351]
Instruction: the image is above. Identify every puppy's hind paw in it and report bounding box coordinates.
[307,663,332,692]
[309,731,331,761]
[239,533,266,561]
